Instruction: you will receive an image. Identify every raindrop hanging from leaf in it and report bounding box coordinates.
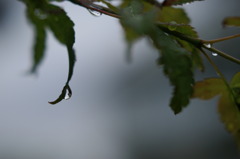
[49,84,72,104]
[88,9,102,16]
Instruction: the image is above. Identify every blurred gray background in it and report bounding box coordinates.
[0,0,240,159]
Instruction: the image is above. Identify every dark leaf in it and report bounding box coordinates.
[176,39,204,71]
[20,0,76,104]
[22,0,47,73]
[44,5,76,104]
[49,84,72,104]
[120,0,156,61]
[157,7,190,24]
[45,5,75,47]
[152,29,194,114]
[157,23,203,71]
[162,0,204,6]
[31,26,46,72]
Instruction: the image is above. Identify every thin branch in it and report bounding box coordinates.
[67,0,240,66]
[157,24,240,65]
[202,45,240,65]
[68,0,120,18]
[202,34,240,44]
[201,49,228,82]
[201,49,240,110]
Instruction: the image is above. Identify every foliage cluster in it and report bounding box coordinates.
[19,0,240,147]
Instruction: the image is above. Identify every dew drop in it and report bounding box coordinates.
[212,52,218,56]
[204,43,212,48]
[88,9,102,17]
[64,89,71,100]
[168,21,177,31]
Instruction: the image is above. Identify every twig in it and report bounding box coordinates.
[202,45,240,65]
[68,0,120,18]
[202,34,240,44]
[67,0,240,66]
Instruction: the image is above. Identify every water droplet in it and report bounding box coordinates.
[88,9,102,17]
[34,9,47,20]
[204,43,212,48]
[64,89,71,100]
[212,52,218,56]
[168,21,177,31]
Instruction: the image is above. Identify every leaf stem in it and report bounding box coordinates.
[202,45,240,65]
[200,49,233,94]
[202,34,240,44]
[157,24,240,65]
[201,49,227,81]
[68,0,240,66]
[201,49,239,110]
[68,0,120,18]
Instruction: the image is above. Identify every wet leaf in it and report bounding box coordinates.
[192,78,226,99]
[218,92,240,148]
[162,0,204,6]
[21,0,47,72]
[20,0,76,104]
[223,17,240,27]
[157,23,203,71]
[120,1,195,114]
[157,7,190,24]
[189,47,204,71]
[193,72,240,147]
[48,84,72,104]
[157,23,198,37]
[120,0,156,61]
[152,29,194,114]
[44,4,76,104]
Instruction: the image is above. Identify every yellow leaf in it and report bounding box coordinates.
[192,78,227,100]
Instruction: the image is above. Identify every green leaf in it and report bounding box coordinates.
[218,92,240,148]
[230,72,240,106]
[172,37,204,71]
[157,22,198,37]
[21,0,47,72]
[157,23,203,71]
[44,5,75,47]
[120,1,194,114]
[223,17,240,27]
[231,72,240,87]
[193,72,240,147]
[20,0,76,104]
[192,78,226,99]
[152,29,194,114]
[189,48,204,71]
[48,84,72,104]
[221,73,240,147]
[162,0,204,6]
[120,0,156,61]
[44,4,76,104]
[157,7,190,24]
[31,27,46,72]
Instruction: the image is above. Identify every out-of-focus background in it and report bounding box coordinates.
[0,0,240,159]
